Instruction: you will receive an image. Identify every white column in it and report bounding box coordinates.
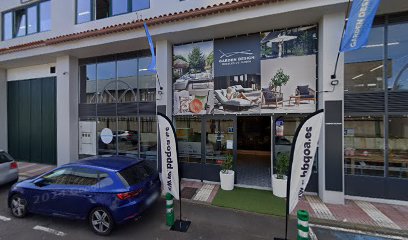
[156,40,173,117]
[0,69,7,151]
[56,56,79,166]
[318,12,345,204]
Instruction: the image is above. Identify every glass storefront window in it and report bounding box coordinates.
[138,57,156,102]
[39,1,51,32]
[111,0,129,16]
[3,12,13,40]
[388,21,408,91]
[117,117,139,157]
[388,116,408,178]
[176,116,202,163]
[132,0,150,11]
[97,61,117,103]
[80,64,97,103]
[97,117,117,155]
[27,6,38,34]
[77,0,92,24]
[344,116,384,176]
[140,116,157,160]
[117,58,138,102]
[205,119,234,165]
[345,26,385,93]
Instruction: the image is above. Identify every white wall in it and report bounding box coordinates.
[7,64,56,81]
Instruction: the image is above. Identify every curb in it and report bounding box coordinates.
[309,217,408,238]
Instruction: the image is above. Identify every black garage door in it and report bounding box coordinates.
[7,77,56,165]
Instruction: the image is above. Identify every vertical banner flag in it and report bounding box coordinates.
[157,113,180,200]
[288,110,324,214]
[143,22,157,73]
[340,0,381,52]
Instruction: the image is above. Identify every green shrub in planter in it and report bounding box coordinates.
[276,152,290,179]
[221,153,233,174]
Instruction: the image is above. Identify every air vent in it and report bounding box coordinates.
[50,66,56,74]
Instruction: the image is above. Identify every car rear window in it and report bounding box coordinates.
[0,152,13,163]
[118,161,157,187]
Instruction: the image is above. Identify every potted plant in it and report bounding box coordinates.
[269,68,290,93]
[219,153,234,191]
[272,152,290,198]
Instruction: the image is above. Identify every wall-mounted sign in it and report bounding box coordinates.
[100,128,113,144]
[214,34,260,77]
[276,119,284,137]
[226,140,233,150]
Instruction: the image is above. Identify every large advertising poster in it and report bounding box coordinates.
[172,25,318,115]
[173,41,214,115]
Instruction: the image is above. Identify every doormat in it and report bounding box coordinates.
[181,187,198,200]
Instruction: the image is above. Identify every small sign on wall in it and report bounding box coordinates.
[226,140,233,150]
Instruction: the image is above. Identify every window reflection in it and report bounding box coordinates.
[117,117,139,156]
[27,6,38,34]
[3,12,13,40]
[15,9,27,37]
[97,117,117,155]
[205,119,234,165]
[388,22,408,91]
[117,58,138,102]
[345,26,385,93]
[344,116,384,176]
[40,1,51,31]
[77,0,92,24]
[140,116,157,160]
[139,57,156,102]
[176,117,202,163]
[132,0,150,11]
[388,116,408,178]
[80,64,97,103]
[97,61,117,103]
[112,0,128,16]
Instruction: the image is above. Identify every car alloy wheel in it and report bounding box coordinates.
[10,195,27,218]
[89,208,113,235]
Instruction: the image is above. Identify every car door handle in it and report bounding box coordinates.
[83,194,93,198]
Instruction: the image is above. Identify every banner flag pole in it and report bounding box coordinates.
[331,0,351,80]
[157,113,191,233]
[274,109,324,240]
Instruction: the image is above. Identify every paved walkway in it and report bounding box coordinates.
[179,179,408,234]
[17,161,55,179]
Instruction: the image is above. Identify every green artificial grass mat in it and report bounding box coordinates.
[212,187,286,217]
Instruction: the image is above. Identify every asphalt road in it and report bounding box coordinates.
[0,182,298,240]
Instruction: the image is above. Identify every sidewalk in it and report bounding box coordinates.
[180,179,408,236]
[17,161,55,179]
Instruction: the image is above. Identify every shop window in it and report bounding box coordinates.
[79,64,97,103]
[344,116,384,176]
[77,0,92,24]
[97,117,117,155]
[39,1,51,32]
[388,21,408,91]
[132,0,150,11]
[345,26,386,93]
[27,5,38,34]
[205,119,234,165]
[388,116,408,178]
[117,117,139,156]
[176,116,202,164]
[97,61,117,103]
[2,0,51,40]
[2,12,13,40]
[138,56,156,102]
[140,116,157,160]
[117,58,138,102]
[96,0,110,20]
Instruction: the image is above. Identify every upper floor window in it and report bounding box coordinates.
[2,0,51,41]
[76,0,150,24]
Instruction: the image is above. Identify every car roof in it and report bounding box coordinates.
[67,155,143,172]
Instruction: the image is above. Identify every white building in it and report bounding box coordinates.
[1,0,408,205]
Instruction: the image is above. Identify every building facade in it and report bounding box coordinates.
[0,0,407,205]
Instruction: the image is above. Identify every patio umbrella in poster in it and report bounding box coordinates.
[269,34,297,58]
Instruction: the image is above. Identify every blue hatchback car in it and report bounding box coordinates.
[8,156,161,235]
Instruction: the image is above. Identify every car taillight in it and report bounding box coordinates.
[117,189,143,200]
[10,162,18,169]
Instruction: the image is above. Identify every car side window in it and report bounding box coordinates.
[0,152,13,163]
[69,167,113,187]
[42,167,74,185]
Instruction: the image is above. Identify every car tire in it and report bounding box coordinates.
[10,194,28,218]
[89,207,114,236]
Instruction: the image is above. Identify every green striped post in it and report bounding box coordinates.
[166,193,175,226]
[297,210,309,240]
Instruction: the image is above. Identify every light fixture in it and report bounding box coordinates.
[363,42,399,48]
[367,83,377,87]
[78,11,90,16]
[370,65,383,72]
[352,74,364,80]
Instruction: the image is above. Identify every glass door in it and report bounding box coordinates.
[203,116,236,182]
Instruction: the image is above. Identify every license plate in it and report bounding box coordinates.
[146,191,159,206]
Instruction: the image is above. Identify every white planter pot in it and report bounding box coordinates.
[220,170,235,191]
[272,174,287,198]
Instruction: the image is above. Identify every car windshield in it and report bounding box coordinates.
[118,161,157,187]
[0,151,14,163]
